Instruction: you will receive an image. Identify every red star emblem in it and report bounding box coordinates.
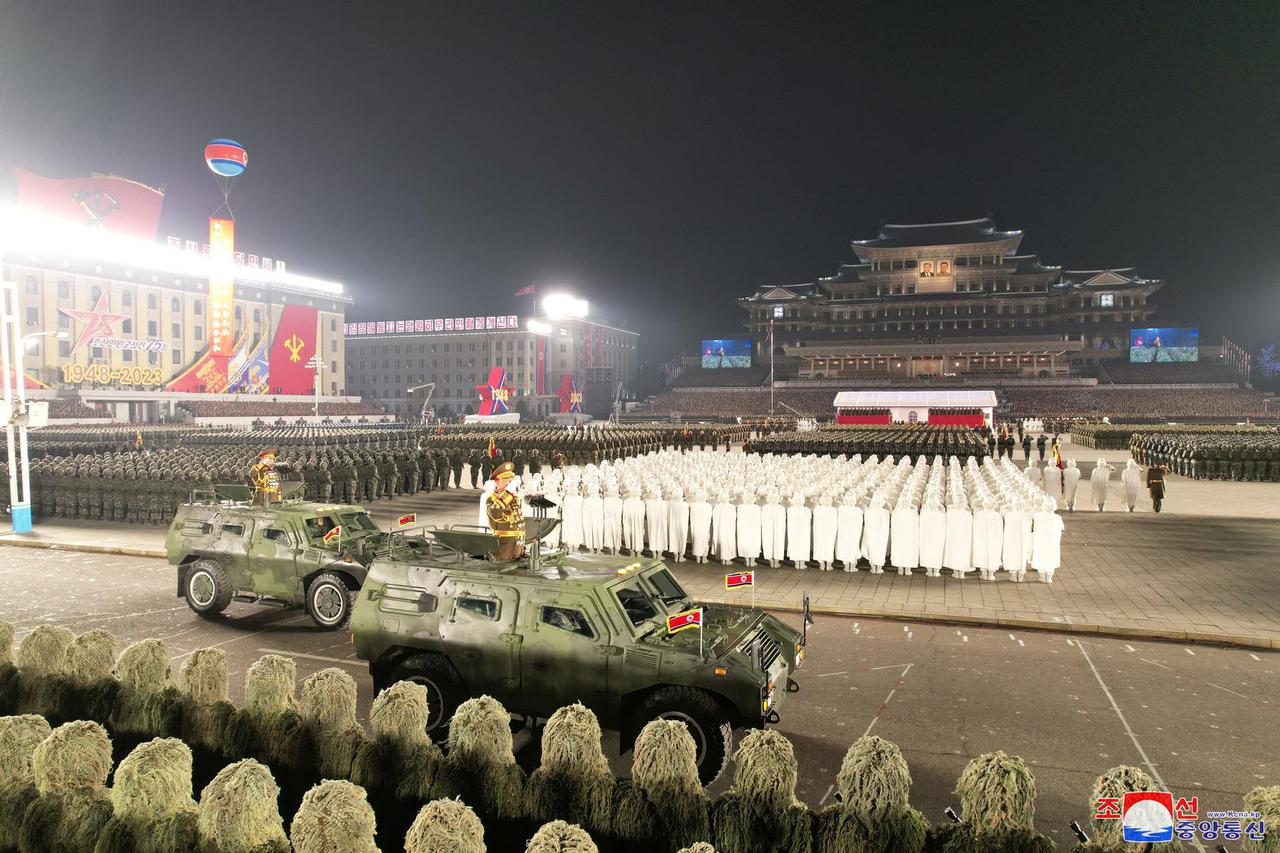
[475,366,512,415]
[60,294,129,353]
[556,374,582,414]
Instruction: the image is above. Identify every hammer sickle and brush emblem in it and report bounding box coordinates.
[284,334,305,362]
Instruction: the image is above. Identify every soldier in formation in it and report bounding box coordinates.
[1131,431,1280,481]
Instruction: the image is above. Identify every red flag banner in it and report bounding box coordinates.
[514,284,535,296]
[12,167,164,239]
[725,571,754,590]
[397,513,417,527]
[666,608,703,634]
[268,304,319,394]
[165,349,230,393]
[323,525,342,543]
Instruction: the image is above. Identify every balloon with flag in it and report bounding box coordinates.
[204,138,248,177]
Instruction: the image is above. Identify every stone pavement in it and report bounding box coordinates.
[2,439,1278,647]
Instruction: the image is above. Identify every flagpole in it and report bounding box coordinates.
[769,320,774,415]
[699,608,704,659]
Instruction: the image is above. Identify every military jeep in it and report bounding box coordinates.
[351,524,807,784]
[167,486,422,629]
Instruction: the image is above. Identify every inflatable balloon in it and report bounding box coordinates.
[204,138,248,177]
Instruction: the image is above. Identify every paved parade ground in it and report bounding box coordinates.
[0,546,1274,848]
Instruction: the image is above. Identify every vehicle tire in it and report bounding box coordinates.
[184,559,233,617]
[634,686,733,785]
[306,572,353,630]
[387,653,464,738]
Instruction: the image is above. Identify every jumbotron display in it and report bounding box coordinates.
[1129,327,1199,362]
[701,339,752,368]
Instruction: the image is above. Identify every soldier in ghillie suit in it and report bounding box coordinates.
[1243,785,1279,853]
[429,695,527,828]
[526,703,614,838]
[17,720,115,853]
[676,845,717,853]
[815,736,926,853]
[177,650,235,787]
[1072,765,1181,853]
[526,819,600,852]
[222,654,311,775]
[289,779,378,853]
[93,738,199,853]
[925,751,1053,853]
[15,624,74,717]
[710,729,812,853]
[49,629,118,726]
[194,759,290,853]
[350,681,441,844]
[299,667,366,780]
[405,798,487,853]
[610,719,711,852]
[0,715,52,852]
[0,621,18,715]
[108,640,183,762]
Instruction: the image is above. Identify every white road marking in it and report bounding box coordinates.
[870,663,914,671]
[168,615,311,662]
[817,671,848,678]
[1139,658,1173,671]
[1124,644,1136,653]
[962,636,968,643]
[1017,640,1025,647]
[1066,639,1075,646]
[1184,648,1196,656]
[1075,640,1206,853]
[1249,653,1261,661]
[819,784,836,805]
[862,663,913,739]
[1207,682,1250,700]
[257,648,366,668]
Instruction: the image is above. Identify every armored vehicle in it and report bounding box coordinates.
[351,524,807,784]
[167,486,425,629]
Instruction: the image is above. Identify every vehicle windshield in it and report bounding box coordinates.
[303,515,338,542]
[646,568,689,608]
[615,584,659,627]
[339,512,380,532]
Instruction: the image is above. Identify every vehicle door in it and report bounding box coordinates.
[247,523,301,597]
[519,589,611,717]
[440,582,521,706]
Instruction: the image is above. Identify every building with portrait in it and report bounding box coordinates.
[738,216,1163,380]
[344,313,639,419]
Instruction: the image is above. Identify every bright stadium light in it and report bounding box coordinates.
[541,292,588,319]
[0,205,344,296]
[525,318,553,336]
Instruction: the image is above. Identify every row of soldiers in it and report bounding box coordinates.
[749,425,989,463]
[1131,432,1280,481]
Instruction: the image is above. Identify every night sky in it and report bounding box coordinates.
[2,1,1279,358]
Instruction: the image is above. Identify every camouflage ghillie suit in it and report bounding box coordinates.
[0,714,52,852]
[194,759,290,853]
[925,751,1054,853]
[526,703,614,838]
[289,780,378,853]
[18,721,114,853]
[710,730,813,853]
[93,738,199,853]
[815,736,927,853]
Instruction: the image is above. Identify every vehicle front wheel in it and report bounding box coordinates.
[184,559,233,617]
[634,686,733,785]
[387,653,464,738]
[306,572,353,629]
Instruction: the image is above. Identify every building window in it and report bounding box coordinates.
[58,341,70,358]
[194,327,203,339]
[194,300,203,315]
[148,351,158,365]
[147,293,157,309]
[58,313,70,329]
[122,319,133,334]
[56,281,70,299]
[252,309,261,323]
[172,350,182,364]
[123,349,133,362]
[25,307,38,325]
[25,276,37,294]
[171,322,181,338]
[148,321,158,337]
[170,297,180,313]
[122,290,132,307]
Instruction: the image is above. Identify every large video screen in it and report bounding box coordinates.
[1129,327,1199,362]
[701,339,752,368]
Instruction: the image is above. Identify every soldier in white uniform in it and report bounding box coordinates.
[581,481,605,552]
[835,491,863,572]
[918,498,947,577]
[889,495,919,576]
[735,492,763,567]
[811,493,837,571]
[972,498,1003,581]
[1090,458,1115,511]
[1042,461,1062,503]
[1031,498,1064,583]
[560,480,585,552]
[644,487,668,557]
[1121,459,1143,512]
[943,498,973,578]
[622,486,646,554]
[1063,459,1082,511]
[688,488,713,563]
[862,494,891,574]
[785,493,812,569]
[760,490,787,568]
[665,485,690,561]
[1001,501,1029,582]
[711,491,738,564]
[601,482,624,553]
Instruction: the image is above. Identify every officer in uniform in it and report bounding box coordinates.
[485,461,525,561]
[249,449,282,506]
[1146,463,1167,513]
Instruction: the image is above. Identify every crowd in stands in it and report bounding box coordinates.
[639,388,838,417]
[1002,386,1271,419]
[178,400,386,418]
[46,399,110,419]
[670,365,770,388]
[1101,360,1241,384]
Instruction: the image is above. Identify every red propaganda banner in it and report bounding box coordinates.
[397,513,417,527]
[166,349,230,393]
[12,167,164,239]
[208,218,236,357]
[323,525,342,544]
[666,608,703,634]
[724,570,754,589]
[268,304,319,394]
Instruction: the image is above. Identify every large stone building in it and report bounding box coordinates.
[738,217,1162,380]
[344,314,638,418]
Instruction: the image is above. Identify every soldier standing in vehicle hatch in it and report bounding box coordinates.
[249,449,282,506]
[485,461,525,561]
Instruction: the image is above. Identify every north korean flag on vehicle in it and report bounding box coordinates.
[666,607,703,634]
[323,525,342,544]
[725,570,754,589]
[397,513,417,527]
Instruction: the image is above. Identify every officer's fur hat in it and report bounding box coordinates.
[195,759,290,853]
[350,680,440,801]
[709,730,812,853]
[404,797,487,853]
[527,703,613,833]
[430,695,526,820]
[816,736,926,853]
[299,667,366,779]
[526,819,599,852]
[611,719,709,850]
[289,779,378,853]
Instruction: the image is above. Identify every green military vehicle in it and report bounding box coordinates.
[351,524,808,784]
[167,486,424,629]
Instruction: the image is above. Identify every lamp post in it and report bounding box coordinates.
[306,355,323,419]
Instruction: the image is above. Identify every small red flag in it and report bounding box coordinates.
[514,284,536,296]
[666,608,703,634]
[725,570,754,590]
[323,525,342,544]
[398,513,417,527]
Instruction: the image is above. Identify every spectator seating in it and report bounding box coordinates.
[1101,360,1242,384]
[1003,386,1270,418]
[47,400,110,419]
[177,400,385,418]
[670,365,770,388]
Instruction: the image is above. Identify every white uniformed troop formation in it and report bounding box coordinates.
[483,449,1066,583]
